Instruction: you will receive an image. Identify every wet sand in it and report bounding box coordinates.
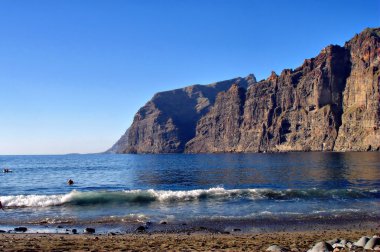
[0,227,378,251]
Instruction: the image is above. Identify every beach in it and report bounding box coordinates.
[1,217,379,251]
[0,227,378,251]
[1,153,379,251]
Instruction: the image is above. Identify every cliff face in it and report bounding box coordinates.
[334,29,380,151]
[110,28,380,154]
[186,45,351,152]
[185,84,247,152]
[109,75,256,153]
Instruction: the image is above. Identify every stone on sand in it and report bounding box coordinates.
[307,241,333,252]
[266,245,289,252]
[364,237,380,250]
[354,236,370,247]
[84,228,95,234]
[332,243,344,248]
[135,226,146,232]
[14,227,28,232]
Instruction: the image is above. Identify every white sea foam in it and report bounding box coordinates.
[0,187,377,208]
[0,191,76,207]
[144,187,264,201]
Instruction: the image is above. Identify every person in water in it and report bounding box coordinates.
[0,200,4,211]
[67,179,74,185]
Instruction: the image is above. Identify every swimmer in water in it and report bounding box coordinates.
[67,179,74,185]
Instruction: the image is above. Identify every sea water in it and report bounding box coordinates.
[0,153,379,229]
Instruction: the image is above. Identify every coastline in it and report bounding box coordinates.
[2,153,379,250]
[0,227,377,251]
[1,213,379,234]
[0,217,379,251]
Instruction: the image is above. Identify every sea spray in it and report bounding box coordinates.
[0,188,378,208]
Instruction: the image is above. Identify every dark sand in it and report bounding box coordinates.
[1,216,379,251]
[0,226,378,251]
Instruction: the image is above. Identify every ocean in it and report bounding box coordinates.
[0,153,379,233]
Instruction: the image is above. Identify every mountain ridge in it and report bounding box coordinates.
[108,27,380,153]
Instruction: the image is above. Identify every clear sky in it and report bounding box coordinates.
[0,0,379,155]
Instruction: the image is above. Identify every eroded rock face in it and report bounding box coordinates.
[110,28,380,154]
[109,76,255,153]
[185,84,246,153]
[334,28,380,151]
[186,44,351,153]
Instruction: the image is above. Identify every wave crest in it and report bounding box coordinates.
[0,187,378,208]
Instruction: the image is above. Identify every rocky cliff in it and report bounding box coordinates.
[109,75,256,153]
[186,45,351,152]
[110,28,380,153]
[334,28,380,151]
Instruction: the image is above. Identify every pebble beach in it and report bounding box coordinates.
[0,228,378,251]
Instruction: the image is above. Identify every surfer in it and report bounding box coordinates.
[0,200,4,211]
[67,179,74,185]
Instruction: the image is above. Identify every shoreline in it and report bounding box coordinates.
[1,214,379,235]
[0,216,380,235]
[0,227,378,251]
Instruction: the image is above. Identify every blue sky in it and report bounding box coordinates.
[0,0,379,154]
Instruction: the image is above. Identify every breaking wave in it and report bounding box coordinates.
[1,187,378,208]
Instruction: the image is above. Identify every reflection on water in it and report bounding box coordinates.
[132,152,380,190]
[0,152,379,195]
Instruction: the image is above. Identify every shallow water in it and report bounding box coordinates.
[0,152,379,225]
